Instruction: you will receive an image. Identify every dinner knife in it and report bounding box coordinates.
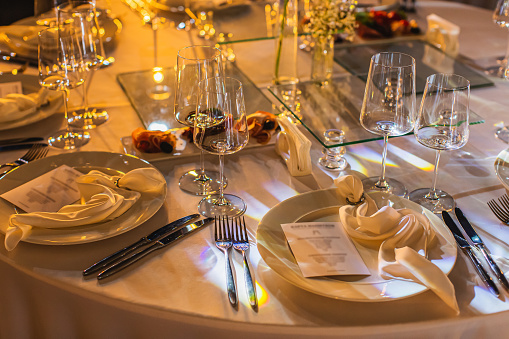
[442,211,500,297]
[83,213,200,276]
[454,207,509,291]
[0,143,48,153]
[0,137,44,147]
[97,218,213,280]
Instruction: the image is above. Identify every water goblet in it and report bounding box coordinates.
[360,52,417,197]
[194,77,249,217]
[409,73,470,213]
[38,26,89,149]
[174,45,225,196]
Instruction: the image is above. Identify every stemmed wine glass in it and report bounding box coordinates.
[58,0,109,129]
[409,73,470,213]
[360,52,417,197]
[38,26,89,149]
[174,45,225,196]
[493,0,509,142]
[194,77,249,217]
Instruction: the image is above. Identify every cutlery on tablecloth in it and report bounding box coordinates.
[232,216,258,310]
[0,137,44,147]
[442,211,500,297]
[487,195,509,224]
[0,143,48,153]
[454,207,509,291]
[215,216,238,308]
[83,213,201,276]
[97,217,213,280]
[0,143,48,178]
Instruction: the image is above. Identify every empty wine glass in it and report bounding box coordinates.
[409,74,470,213]
[58,0,109,129]
[360,52,417,197]
[174,45,225,196]
[194,77,249,217]
[492,0,509,79]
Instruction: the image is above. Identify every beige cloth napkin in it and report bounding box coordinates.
[275,115,312,176]
[426,14,460,57]
[4,168,165,251]
[334,175,459,314]
[0,88,52,123]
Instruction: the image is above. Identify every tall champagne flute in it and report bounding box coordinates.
[194,77,249,217]
[360,52,416,197]
[174,45,225,196]
[58,0,109,129]
[409,74,470,213]
[38,26,89,149]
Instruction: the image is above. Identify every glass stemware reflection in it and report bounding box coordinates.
[38,26,89,149]
[409,74,470,213]
[360,52,416,197]
[194,77,249,217]
[58,0,109,129]
[174,45,225,196]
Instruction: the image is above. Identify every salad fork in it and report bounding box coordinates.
[215,216,237,307]
[0,144,49,177]
[488,195,509,224]
[233,216,258,310]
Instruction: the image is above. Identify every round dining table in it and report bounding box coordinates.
[1,0,509,338]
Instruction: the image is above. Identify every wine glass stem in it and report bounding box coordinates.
[153,19,158,67]
[426,150,441,200]
[502,31,509,77]
[63,88,71,132]
[376,135,389,189]
[217,154,229,206]
[196,150,209,182]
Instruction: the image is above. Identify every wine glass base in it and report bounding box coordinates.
[198,194,246,218]
[362,176,408,197]
[68,108,109,130]
[179,170,226,196]
[48,129,90,150]
[408,188,455,213]
[147,85,170,100]
[496,126,509,143]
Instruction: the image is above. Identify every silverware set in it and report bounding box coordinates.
[0,143,49,179]
[215,216,258,310]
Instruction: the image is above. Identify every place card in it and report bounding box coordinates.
[0,81,22,98]
[281,222,370,278]
[1,165,83,213]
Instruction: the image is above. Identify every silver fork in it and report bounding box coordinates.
[233,216,258,310]
[488,195,509,224]
[215,216,237,307]
[0,144,49,177]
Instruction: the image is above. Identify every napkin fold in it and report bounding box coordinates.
[0,88,53,123]
[275,115,312,176]
[426,14,460,57]
[334,175,459,314]
[4,168,165,251]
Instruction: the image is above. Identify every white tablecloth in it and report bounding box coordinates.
[1,1,509,338]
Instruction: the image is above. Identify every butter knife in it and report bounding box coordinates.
[442,211,500,297]
[83,213,200,276]
[455,207,509,291]
[97,218,213,280]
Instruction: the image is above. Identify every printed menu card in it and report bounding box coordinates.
[281,222,370,278]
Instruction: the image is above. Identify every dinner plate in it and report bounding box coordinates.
[0,152,167,245]
[0,74,62,131]
[256,189,457,302]
[495,148,509,191]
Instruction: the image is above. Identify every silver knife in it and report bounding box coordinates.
[97,218,213,280]
[455,207,509,291]
[83,213,200,276]
[0,137,44,147]
[442,211,500,297]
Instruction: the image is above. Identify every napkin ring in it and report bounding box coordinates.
[346,193,365,206]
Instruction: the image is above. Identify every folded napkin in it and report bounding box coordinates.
[275,115,312,176]
[335,175,459,314]
[5,168,165,251]
[0,88,53,123]
[426,14,460,57]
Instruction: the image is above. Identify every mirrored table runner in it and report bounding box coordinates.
[268,74,485,149]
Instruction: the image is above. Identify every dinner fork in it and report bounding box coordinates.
[215,216,237,307]
[488,195,509,224]
[0,144,49,177]
[233,216,258,310]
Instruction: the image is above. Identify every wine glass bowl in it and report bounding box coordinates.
[360,52,416,196]
[409,73,470,213]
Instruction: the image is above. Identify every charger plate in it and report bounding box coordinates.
[0,152,166,245]
[257,189,457,302]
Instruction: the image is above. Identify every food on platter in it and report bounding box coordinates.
[355,10,421,38]
[247,111,279,144]
[131,128,178,153]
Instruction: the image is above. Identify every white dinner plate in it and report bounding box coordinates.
[0,152,167,245]
[495,148,509,191]
[256,189,457,302]
[0,74,62,131]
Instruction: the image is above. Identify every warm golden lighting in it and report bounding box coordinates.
[152,67,164,83]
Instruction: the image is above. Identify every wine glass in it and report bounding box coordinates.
[360,52,416,197]
[194,77,249,217]
[493,0,509,142]
[409,74,470,213]
[58,0,109,129]
[38,26,89,149]
[174,45,225,196]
